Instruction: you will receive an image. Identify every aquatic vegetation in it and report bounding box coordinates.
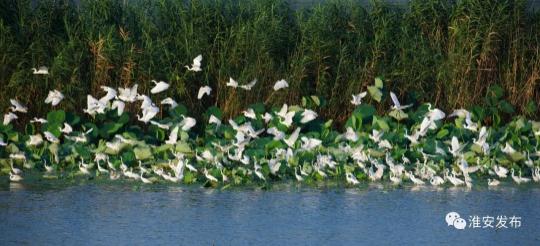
[1,73,540,188]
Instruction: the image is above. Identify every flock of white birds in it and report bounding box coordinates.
[2,54,540,188]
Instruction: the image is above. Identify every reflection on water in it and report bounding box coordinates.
[0,179,539,245]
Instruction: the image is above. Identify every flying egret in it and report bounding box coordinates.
[9,99,28,113]
[99,86,117,103]
[273,79,289,91]
[284,127,301,148]
[350,92,367,106]
[137,105,159,123]
[262,112,273,123]
[84,95,106,116]
[448,136,464,157]
[32,66,48,75]
[118,84,138,102]
[300,109,317,124]
[161,97,178,109]
[150,80,170,94]
[226,77,239,88]
[185,54,203,72]
[240,79,257,90]
[448,108,469,118]
[389,92,412,110]
[198,86,212,99]
[30,118,47,124]
[45,90,64,106]
[3,112,17,125]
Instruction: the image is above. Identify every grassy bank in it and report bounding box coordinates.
[0,0,539,125]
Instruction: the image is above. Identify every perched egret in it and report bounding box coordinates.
[150,120,171,130]
[99,86,117,103]
[273,79,289,91]
[179,116,196,131]
[10,172,23,182]
[3,112,17,125]
[197,85,212,99]
[344,127,359,142]
[137,105,159,123]
[0,137,7,146]
[44,131,59,144]
[45,90,64,106]
[243,108,257,119]
[345,172,360,185]
[300,109,317,124]
[487,178,500,186]
[185,54,203,72]
[9,99,28,113]
[30,118,47,124]
[32,66,48,75]
[150,80,170,94]
[161,97,178,109]
[350,92,367,106]
[111,100,125,116]
[26,134,44,146]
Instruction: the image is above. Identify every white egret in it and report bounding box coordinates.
[150,80,170,94]
[501,143,516,155]
[300,137,322,151]
[99,86,117,102]
[185,54,203,72]
[10,160,22,175]
[30,118,47,124]
[511,169,531,184]
[430,176,445,186]
[43,131,59,144]
[179,116,196,131]
[208,115,221,127]
[243,108,257,119]
[344,127,359,142]
[26,134,43,146]
[140,171,153,184]
[464,112,478,132]
[350,92,367,106]
[487,178,500,186]
[9,99,28,113]
[3,112,17,125]
[267,127,285,140]
[448,136,464,157]
[493,165,509,178]
[97,162,109,174]
[390,92,412,110]
[262,112,273,123]
[84,95,106,116]
[226,77,239,88]
[45,89,64,106]
[448,108,470,118]
[425,103,446,121]
[407,171,425,185]
[300,109,317,124]
[59,122,73,134]
[273,79,289,91]
[532,167,539,182]
[111,100,125,116]
[118,84,138,102]
[0,137,7,146]
[137,105,159,123]
[150,120,171,130]
[345,172,360,185]
[240,79,257,90]
[79,161,91,175]
[32,66,49,75]
[10,172,23,182]
[165,125,179,145]
[294,166,304,181]
[161,97,178,109]
[284,127,301,148]
[197,85,212,99]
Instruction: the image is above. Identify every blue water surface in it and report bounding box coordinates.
[0,178,539,245]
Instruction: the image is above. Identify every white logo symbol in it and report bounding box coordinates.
[446,212,467,230]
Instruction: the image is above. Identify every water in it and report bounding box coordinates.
[0,180,539,245]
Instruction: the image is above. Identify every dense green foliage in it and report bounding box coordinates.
[0,0,539,125]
